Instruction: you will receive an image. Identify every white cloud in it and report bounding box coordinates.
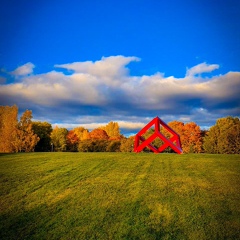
[118,121,146,129]
[55,55,140,81]
[186,62,219,76]
[1,56,239,133]
[52,121,145,131]
[1,70,106,106]
[11,62,35,76]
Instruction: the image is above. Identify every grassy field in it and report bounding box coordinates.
[0,153,240,240]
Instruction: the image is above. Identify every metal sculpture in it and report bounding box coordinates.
[134,116,182,154]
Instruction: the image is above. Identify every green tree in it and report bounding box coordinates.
[217,117,240,154]
[51,126,68,151]
[203,126,219,153]
[32,121,52,152]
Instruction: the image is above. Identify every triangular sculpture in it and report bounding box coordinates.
[134,117,182,154]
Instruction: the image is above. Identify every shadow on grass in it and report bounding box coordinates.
[0,200,186,240]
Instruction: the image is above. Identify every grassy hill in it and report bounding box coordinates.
[0,153,240,239]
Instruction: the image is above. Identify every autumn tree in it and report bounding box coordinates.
[78,128,108,152]
[217,117,240,154]
[78,140,92,152]
[100,122,121,138]
[0,105,18,152]
[143,128,163,152]
[66,130,79,151]
[203,126,219,153]
[182,122,202,153]
[82,129,90,140]
[165,121,184,153]
[89,128,109,140]
[204,116,240,154]
[73,127,89,141]
[32,121,52,151]
[141,120,202,153]
[106,140,121,152]
[165,121,202,153]
[120,137,134,152]
[51,126,68,151]
[142,121,184,153]
[166,121,184,138]
[14,110,40,152]
[78,139,108,152]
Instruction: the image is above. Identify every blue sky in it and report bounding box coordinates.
[0,0,240,135]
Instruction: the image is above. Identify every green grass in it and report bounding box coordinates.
[0,153,240,240]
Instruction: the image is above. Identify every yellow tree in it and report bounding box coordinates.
[16,110,40,152]
[204,116,240,154]
[120,136,134,152]
[82,129,90,140]
[100,122,120,138]
[73,127,89,140]
[0,105,18,152]
[203,126,219,153]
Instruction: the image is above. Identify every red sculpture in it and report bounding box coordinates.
[134,117,182,154]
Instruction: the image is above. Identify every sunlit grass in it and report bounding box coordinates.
[0,153,240,239]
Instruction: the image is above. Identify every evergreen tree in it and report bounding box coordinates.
[32,121,52,152]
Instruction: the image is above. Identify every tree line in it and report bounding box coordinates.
[0,105,239,154]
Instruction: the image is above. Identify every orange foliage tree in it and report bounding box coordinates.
[163,120,202,153]
[89,128,109,140]
[182,122,202,153]
[66,130,79,151]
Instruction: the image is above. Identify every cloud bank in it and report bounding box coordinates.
[0,56,239,134]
